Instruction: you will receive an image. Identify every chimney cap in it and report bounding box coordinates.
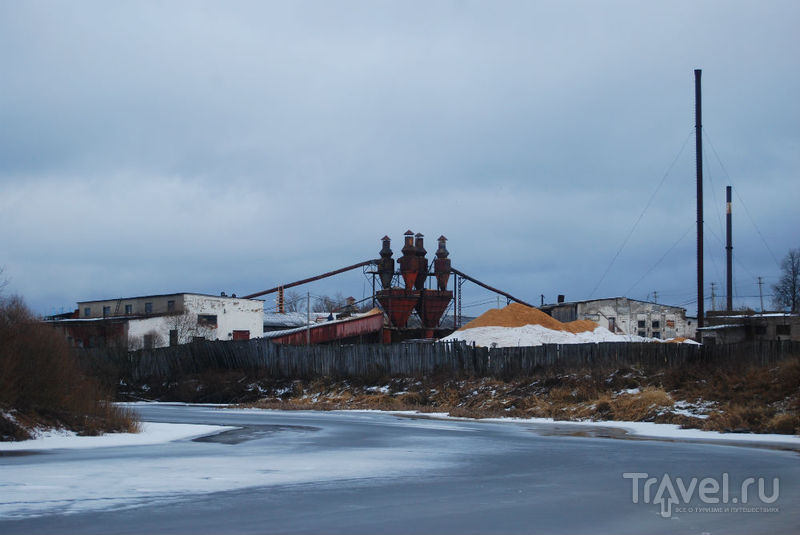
[438,235,447,241]
[381,235,391,241]
[404,230,414,236]
[415,232,424,238]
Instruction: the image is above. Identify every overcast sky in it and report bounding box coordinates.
[1,1,798,317]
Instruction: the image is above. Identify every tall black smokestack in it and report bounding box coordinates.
[695,69,704,330]
[726,186,733,311]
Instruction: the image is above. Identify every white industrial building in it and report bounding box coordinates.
[51,293,264,349]
[540,297,696,340]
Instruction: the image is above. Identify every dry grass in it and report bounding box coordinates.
[118,351,800,436]
[767,413,800,435]
[609,387,674,422]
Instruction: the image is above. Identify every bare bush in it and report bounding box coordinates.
[772,248,800,312]
[0,295,140,440]
[312,293,347,313]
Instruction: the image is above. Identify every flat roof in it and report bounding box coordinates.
[46,316,139,323]
[77,292,264,305]
[541,296,686,310]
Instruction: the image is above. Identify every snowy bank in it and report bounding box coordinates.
[409,412,800,447]
[0,422,233,451]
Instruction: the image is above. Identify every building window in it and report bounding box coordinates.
[84,307,91,317]
[102,306,111,316]
[169,329,178,346]
[608,317,616,332]
[652,331,661,339]
[638,330,646,337]
[145,302,153,314]
[637,320,646,328]
[143,334,155,349]
[125,304,132,315]
[197,314,218,328]
[167,300,175,312]
[652,320,660,329]
[755,326,767,335]
[776,325,791,336]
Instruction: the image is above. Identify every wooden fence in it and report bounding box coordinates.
[77,339,800,384]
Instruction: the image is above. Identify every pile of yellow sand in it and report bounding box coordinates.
[459,303,598,334]
[665,337,690,344]
[562,319,599,334]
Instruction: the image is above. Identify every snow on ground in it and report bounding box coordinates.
[441,325,695,347]
[410,412,800,446]
[0,422,233,451]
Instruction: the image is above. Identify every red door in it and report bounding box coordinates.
[232,330,250,341]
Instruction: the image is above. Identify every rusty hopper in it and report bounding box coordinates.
[377,230,452,329]
[415,288,453,328]
[377,232,419,328]
[376,288,419,328]
[377,235,394,290]
[433,235,451,291]
[398,230,419,290]
[414,233,428,291]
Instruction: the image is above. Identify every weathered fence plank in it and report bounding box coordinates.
[76,339,800,383]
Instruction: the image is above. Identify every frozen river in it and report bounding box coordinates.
[1,404,798,534]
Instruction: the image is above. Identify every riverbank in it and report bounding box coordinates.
[237,357,800,435]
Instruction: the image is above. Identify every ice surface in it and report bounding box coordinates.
[1,405,797,531]
[0,412,453,520]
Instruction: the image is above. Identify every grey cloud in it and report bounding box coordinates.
[1,1,798,314]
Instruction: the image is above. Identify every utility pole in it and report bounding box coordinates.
[758,277,765,315]
[453,273,458,329]
[306,292,311,345]
[710,282,716,312]
[726,186,733,311]
[652,291,658,304]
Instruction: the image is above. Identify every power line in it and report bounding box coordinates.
[704,235,725,293]
[703,146,727,249]
[461,298,500,309]
[589,129,694,298]
[702,130,781,268]
[625,223,693,296]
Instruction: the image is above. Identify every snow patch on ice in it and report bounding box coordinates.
[0,422,232,451]
[409,412,800,445]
